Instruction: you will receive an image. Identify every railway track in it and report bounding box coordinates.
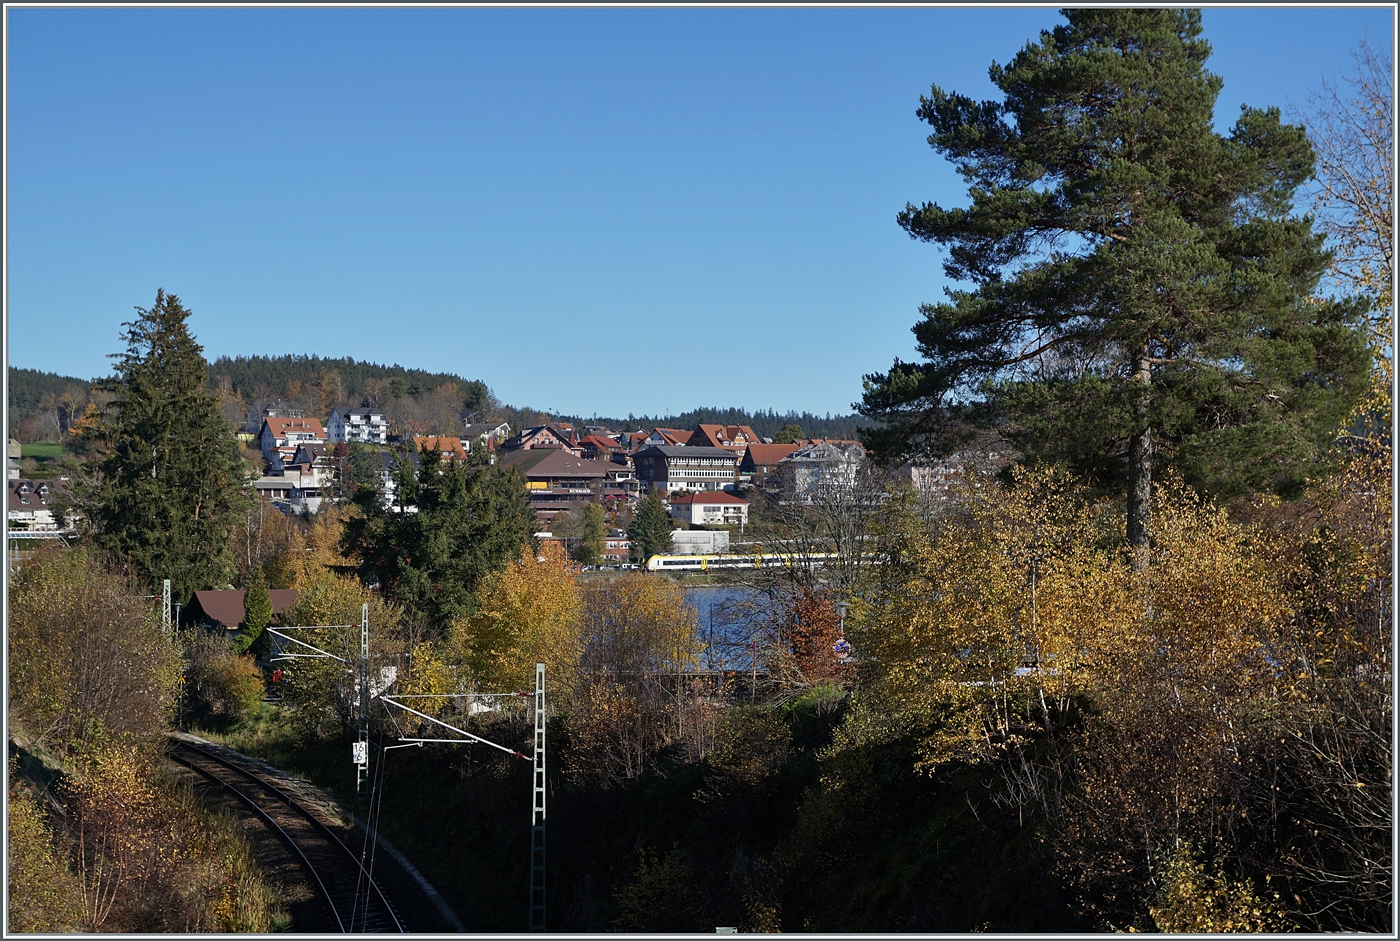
[169,740,406,933]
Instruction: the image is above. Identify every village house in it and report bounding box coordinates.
[259,416,328,466]
[633,445,740,494]
[603,532,634,564]
[668,490,749,527]
[740,442,805,489]
[460,421,511,449]
[578,434,625,461]
[689,423,761,454]
[373,451,421,507]
[630,428,692,452]
[6,478,68,532]
[412,435,469,461]
[778,441,867,502]
[501,424,580,454]
[671,529,730,554]
[327,407,389,445]
[499,447,616,524]
[184,588,299,631]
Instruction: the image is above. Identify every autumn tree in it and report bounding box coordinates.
[275,571,402,740]
[859,9,1370,549]
[1295,39,1393,437]
[79,290,253,603]
[8,546,182,756]
[566,574,704,786]
[575,502,608,566]
[448,541,582,694]
[580,573,703,681]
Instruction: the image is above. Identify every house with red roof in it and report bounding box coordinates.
[628,428,693,452]
[578,434,625,460]
[413,436,469,461]
[259,416,328,466]
[690,423,760,454]
[669,490,749,527]
[740,442,805,488]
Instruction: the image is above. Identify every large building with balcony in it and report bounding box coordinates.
[632,445,740,494]
[327,407,388,445]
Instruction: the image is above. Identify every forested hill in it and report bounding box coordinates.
[8,367,96,437]
[208,355,489,409]
[9,361,864,443]
[557,406,865,440]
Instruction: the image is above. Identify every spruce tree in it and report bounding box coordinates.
[860,9,1370,548]
[85,291,252,603]
[236,567,274,655]
[628,491,674,562]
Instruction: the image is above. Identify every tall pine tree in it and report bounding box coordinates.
[84,291,252,603]
[860,9,1369,548]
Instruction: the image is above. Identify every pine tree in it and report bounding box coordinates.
[84,291,252,603]
[628,491,674,562]
[860,10,1370,548]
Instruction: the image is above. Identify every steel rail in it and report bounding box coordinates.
[168,746,345,933]
[170,740,405,933]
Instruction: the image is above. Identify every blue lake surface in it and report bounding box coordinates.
[684,586,769,670]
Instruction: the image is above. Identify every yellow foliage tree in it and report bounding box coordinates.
[849,466,1138,770]
[275,571,402,739]
[448,541,583,694]
[579,572,703,681]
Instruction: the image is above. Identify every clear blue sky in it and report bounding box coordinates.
[5,5,1393,419]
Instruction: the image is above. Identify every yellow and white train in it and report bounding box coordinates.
[645,552,841,572]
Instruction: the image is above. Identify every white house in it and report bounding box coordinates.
[259,417,328,465]
[327,407,388,446]
[778,441,867,503]
[668,491,749,527]
[7,478,67,532]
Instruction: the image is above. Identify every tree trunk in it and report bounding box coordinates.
[1127,350,1152,555]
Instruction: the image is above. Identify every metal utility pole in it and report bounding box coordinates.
[356,603,370,800]
[529,662,546,932]
[376,669,547,931]
[162,579,172,635]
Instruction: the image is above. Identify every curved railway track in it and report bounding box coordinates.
[169,740,406,934]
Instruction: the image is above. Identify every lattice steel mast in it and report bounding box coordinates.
[529,662,546,932]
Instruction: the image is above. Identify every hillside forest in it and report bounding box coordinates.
[7,357,864,445]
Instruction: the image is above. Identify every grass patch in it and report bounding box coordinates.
[21,441,67,460]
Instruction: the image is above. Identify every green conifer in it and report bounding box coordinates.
[628,491,674,562]
[860,9,1370,547]
[84,291,253,602]
[235,567,274,655]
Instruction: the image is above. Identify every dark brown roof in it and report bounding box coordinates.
[7,478,63,512]
[742,443,804,467]
[500,447,610,480]
[190,589,298,629]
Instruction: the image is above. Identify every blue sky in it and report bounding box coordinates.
[5,5,1393,419]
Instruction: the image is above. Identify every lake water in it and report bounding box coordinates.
[684,586,770,670]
